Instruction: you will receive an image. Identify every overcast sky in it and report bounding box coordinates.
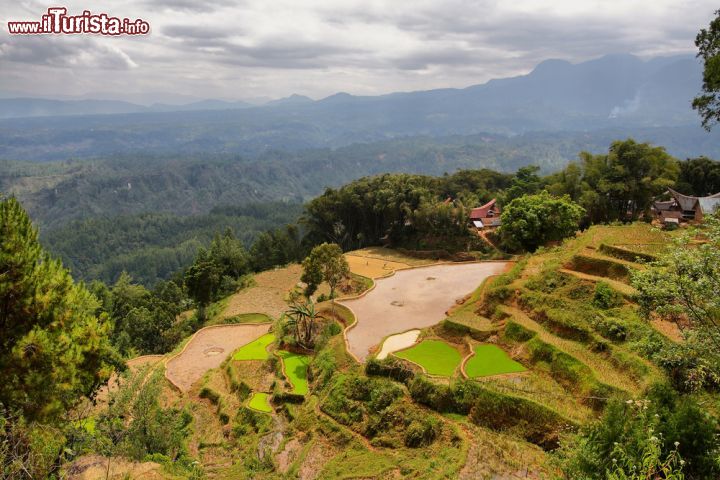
[0,0,717,104]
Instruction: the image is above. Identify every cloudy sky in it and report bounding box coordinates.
[0,0,717,103]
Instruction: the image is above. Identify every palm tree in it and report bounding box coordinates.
[282,300,325,349]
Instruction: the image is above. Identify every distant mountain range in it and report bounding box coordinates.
[0,53,715,162]
[0,53,701,122]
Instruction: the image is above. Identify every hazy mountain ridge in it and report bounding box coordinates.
[0,54,705,161]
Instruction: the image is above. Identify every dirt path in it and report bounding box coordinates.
[166,323,271,391]
[341,262,508,361]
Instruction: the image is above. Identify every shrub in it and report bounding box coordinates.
[593,282,623,309]
[310,348,337,388]
[199,387,220,405]
[503,321,536,342]
[404,418,440,448]
[559,384,720,479]
[408,376,454,412]
[368,383,403,413]
[365,358,416,384]
[595,317,628,341]
[233,408,271,436]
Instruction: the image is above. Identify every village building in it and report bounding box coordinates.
[470,198,502,229]
[652,188,720,226]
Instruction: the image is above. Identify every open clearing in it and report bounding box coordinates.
[233,333,275,361]
[376,330,421,360]
[395,339,462,376]
[277,351,310,395]
[464,345,526,378]
[248,392,272,413]
[341,262,508,360]
[166,323,271,391]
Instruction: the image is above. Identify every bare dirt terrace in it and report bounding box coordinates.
[220,264,329,320]
[341,262,509,361]
[166,323,271,391]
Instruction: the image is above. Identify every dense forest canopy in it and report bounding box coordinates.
[12,139,716,287]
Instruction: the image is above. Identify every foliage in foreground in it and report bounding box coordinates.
[0,197,120,421]
[558,384,719,479]
[632,214,720,391]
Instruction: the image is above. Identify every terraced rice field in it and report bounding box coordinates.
[341,262,508,360]
[277,351,310,395]
[248,392,272,413]
[233,333,275,360]
[166,323,271,391]
[464,345,526,378]
[394,339,462,377]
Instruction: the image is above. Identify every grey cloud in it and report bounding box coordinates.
[140,0,241,13]
[0,36,137,69]
[162,24,235,40]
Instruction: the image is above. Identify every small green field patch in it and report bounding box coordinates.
[277,351,310,395]
[247,392,272,413]
[394,339,462,377]
[232,333,276,361]
[465,344,527,378]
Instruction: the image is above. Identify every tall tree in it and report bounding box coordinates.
[577,139,678,223]
[693,9,720,130]
[301,243,350,300]
[499,191,585,252]
[0,197,119,420]
[676,157,720,196]
[184,249,222,321]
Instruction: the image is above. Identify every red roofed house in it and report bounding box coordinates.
[470,198,502,229]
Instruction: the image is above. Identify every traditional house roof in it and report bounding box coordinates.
[652,200,675,211]
[667,188,720,215]
[470,199,499,220]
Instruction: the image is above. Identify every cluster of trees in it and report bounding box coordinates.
[303,169,511,251]
[545,139,680,224]
[304,139,720,254]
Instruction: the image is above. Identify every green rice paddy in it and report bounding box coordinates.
[232,333,275,360]
[465,344,526,378]
[277,351,310,395]
[247,392,272,413]
[394,339,462,376]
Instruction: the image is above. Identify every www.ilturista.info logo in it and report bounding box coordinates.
[7,7,150,35]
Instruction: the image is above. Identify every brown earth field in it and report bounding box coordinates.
[166,323,271,391]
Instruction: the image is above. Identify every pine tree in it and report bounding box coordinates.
[0,197,119,421]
